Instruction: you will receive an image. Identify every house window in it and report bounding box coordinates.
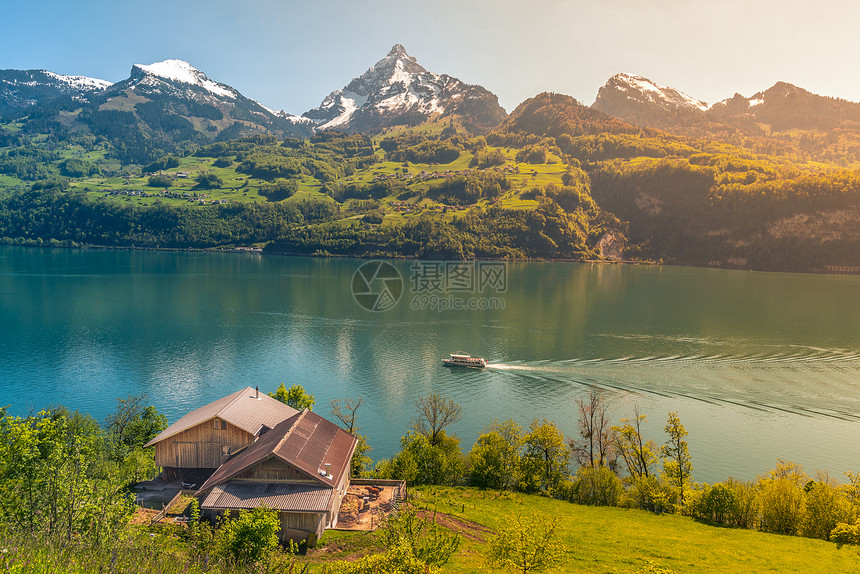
[213,419,226,430]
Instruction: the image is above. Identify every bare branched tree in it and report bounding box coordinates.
[412,393,462,446]
[569,388,616,469]
[329,397,364,434]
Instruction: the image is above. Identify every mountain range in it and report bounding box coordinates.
[3,46,860,271]
[4,45,860,163]
[592,73,860,161]
[0,45,507,162]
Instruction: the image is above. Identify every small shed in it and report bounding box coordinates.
[197,409,358,544]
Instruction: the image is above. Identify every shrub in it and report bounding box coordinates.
[215,506,280,564]
[329,538,440,574]
[624,475,674,513]
[570,466,624,506]
[379,505,460,568]
[831,520,860,549]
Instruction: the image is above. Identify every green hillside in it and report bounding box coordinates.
[410,486,859,574]
[2,94,860,270]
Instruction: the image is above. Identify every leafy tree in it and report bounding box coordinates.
[844,471,860,510]
[758,459,807,535]
[350,435,373,478]
[0,409,133,545]
[147,174,173,188]
[195,172,223,189]
[215,506,280,564]
[260,179,298,201]
[467,419,523,490]
[519,418,569,494]
[485,512,565,574]
[723,476,760,528]
[381,431,463,486]
[699,483,739,524]
[801,474,850,539]
[270,383,315,411]
[105,395,167,461]
[412,393,462,447]
[612,405,657,480]
[659,411,692,506]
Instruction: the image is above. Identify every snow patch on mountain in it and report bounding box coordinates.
[133,60,237,98]
[320,91,369,129]
[610,73,709,111]
[43,71,111,91]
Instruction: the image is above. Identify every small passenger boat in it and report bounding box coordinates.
[442,352,488,369]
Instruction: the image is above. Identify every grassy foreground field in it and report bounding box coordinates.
[307,486,860,574]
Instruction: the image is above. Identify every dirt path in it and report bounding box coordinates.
[416,510,495,543]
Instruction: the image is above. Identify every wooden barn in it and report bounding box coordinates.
[144,387,299,481]
[197,409,358,544]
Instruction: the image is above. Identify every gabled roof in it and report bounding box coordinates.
[199,409,358,493]
[144,387,298,447]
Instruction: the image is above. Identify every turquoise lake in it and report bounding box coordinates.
[1,246,859,483]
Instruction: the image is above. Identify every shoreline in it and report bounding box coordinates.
[2,240,858,276]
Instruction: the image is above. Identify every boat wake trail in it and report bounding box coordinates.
[483,350,860,423]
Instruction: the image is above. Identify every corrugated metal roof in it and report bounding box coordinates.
[144,387,298,447]
[199,410,358,493]
[201,480,333,513]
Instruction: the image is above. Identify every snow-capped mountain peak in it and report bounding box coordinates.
[604,73,709,112]
[387,43,408,58]
[303,44,505,132]
[130,59,237,99]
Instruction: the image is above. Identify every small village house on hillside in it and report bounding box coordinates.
[144,387,299,480]
[145,387,359,544]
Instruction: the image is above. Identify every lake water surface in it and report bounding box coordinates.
[1,246,858,483]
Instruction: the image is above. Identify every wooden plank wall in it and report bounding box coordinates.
[154,419,253,468]
[279,511,325,541]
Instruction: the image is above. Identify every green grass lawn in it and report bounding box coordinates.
[307,486,860,574]
[0,174,24,189]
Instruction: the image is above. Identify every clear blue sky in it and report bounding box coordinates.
[3,0,859,114]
